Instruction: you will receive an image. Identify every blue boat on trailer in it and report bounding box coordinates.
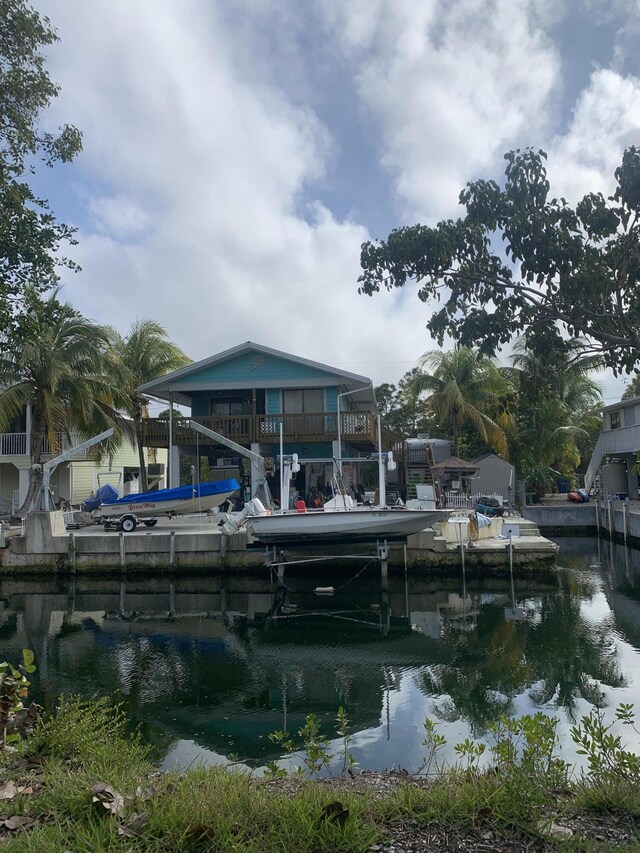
[92,478,240,532]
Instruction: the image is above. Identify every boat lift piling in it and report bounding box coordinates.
[263,539,392,589]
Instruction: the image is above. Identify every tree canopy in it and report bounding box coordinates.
[506,337,602,498]
[622,374,640,400]
[413,348,509,458]
[109,320,191,492]
[0,292,130,514]
[359,146,640,374]
[0,0,82,337]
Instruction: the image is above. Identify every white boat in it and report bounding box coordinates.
[244,503,449,544]
[95,478,240,523]
[220,423,449,545]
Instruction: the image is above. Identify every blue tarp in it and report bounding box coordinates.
[83,483,119,510]
[100,478,240,506]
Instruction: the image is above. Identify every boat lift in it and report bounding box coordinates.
[184,420,272,506]
[36,429,115,512]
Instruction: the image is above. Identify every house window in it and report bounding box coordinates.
[209,391,252,416]
[610,411,621,430]
[211,401,245,416]
[282,389,324,413]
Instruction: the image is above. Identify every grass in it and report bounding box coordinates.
[0,697,639,851]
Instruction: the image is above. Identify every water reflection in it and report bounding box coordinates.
[0,540,639,771]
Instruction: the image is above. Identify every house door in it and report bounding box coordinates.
[282,389,324,435]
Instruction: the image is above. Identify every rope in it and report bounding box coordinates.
[268,557,375,592]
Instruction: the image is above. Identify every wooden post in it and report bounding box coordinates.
[119,531,126,568]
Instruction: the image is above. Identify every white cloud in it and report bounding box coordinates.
[87,195,150,240]
[318,0,562,220]
[38,0,433,385]
[548,68,640,202]
[33,0,640,398]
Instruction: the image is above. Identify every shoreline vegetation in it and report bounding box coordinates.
[0,693,639,851]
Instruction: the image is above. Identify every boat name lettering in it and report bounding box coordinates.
[128,502,157,510]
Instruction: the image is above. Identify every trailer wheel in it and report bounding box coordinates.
[143,519,158,528]
[121,515,137,533]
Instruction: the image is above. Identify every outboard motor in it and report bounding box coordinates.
[220,498,266,535]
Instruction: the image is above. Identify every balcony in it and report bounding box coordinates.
[0,433,70,458]
[141,412,380,450]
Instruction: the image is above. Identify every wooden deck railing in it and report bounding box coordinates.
[142,412,379,448]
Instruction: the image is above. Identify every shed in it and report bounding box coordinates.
[470,453,515,500]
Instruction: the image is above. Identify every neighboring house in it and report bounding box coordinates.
[138,341,382,503]
[585,397,640,498]
[470,453,515,500]
[0,407,165,515]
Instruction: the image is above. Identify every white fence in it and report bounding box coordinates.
[0,433,27,456]
[0,432,69,457]
[444,492,504,508]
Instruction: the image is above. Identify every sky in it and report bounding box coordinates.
[33,0,640,403]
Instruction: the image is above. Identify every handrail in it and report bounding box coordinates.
[0,432,69,457]
[141,411,379,447]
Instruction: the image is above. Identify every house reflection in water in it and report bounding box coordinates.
[0,551,633,769]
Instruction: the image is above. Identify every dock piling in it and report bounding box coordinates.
[624,499,629,546]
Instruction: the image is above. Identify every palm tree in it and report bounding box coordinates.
[510,337,602,493]
[110,320,190,493]
[413,348,509,457]
[0,292,131,515]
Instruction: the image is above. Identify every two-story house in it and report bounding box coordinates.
[585,396,640,499]
[138,342,384,504]
[0,407,165,515]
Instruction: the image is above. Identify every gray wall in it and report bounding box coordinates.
[470,456,515,498]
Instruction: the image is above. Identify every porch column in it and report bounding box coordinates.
[25,404,32,455]
[168,392,173,486]
[170,446,180,488]
[331,441,340,478]
[18,466,30,506]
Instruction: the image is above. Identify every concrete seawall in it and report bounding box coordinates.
[0,513,558,576]
[523,504,597,530]
[524,499,640,545]
[0,530,556,577]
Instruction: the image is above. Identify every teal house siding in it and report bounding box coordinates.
[139,344,377,478]
[172,352,340,386]
[266,389,281,414]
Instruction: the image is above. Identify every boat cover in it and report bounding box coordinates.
[100,478,240,506]
[84,483,119,510]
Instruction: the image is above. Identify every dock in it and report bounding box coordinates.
[0,511,558,575]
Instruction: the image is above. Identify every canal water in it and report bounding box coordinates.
[1,535,640,773]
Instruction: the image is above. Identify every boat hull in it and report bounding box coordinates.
[246,507,449,544]
[97,479,240,519]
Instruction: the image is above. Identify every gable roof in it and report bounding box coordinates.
[430,455,480,473]
[472,453,513,465]
[139,341,374,405]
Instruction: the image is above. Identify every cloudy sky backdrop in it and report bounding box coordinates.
[35,0,640,399]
